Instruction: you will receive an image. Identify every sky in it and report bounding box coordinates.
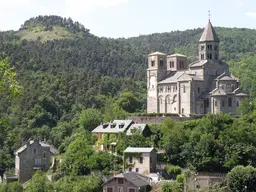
[0,0,256,38]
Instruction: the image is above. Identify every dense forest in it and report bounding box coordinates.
[1,15,256,191]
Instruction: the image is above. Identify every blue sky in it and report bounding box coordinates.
[0,0,256,38]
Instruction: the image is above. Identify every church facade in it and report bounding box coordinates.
[147,20,247,117]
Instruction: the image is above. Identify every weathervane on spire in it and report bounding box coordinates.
[208,10,211,21]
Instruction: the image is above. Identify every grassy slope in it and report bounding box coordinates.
[17,24,73,42]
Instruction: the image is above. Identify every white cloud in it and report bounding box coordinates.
[245,12,256,18]
[65,0,129,15]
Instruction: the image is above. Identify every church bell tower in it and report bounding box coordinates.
[198,18,220,61]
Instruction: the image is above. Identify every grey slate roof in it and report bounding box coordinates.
[210,88,227,96]
[15,140,58,155]
[189,60,208,67]
[158,71,184,84]
[124,147,154,153]
[218,75,236,81]
[91,120,133,133]
[158,71,203,84]
[104,172,150,187]
[199,20,220,42]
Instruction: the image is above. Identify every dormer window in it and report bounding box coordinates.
[110,123,116,128]
[119,123,125,129]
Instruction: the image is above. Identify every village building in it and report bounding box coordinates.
[147,19,247,117]
[92,120,150,152]
[14,139,58,183]
[185,172,226,192]
[103,172,151,192]
[124,147,157,175]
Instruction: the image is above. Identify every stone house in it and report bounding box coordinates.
[124,147,157,175]
[185,172,226,192]
[14,139,58,183]
[147,19,247,117]
[103,172,151,192]
[92,120,150,152]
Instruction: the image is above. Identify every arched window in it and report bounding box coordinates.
[166,95,171,104]
[237,101,240,107]
[173,95,177,102]
[209,53,212,60]
[215,100,218,107]
[43,151,46,158]
[228,97,232,107]
[198,87,200,94]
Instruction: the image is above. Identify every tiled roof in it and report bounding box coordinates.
[158,71,203,84]
[15,140,58,155]
[219,75,236,81]
[236,93,248,96]
[91,120,133,133]
[158,71,184,84]
[199,20,220,42]
[124,147,154,153]
[168,53,187,57]
[210,88,227,96]
[189,60,208,67]
[148,51,166,56]
[104,172,150,187]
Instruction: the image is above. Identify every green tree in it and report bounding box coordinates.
[0,182,23,192]
[116,91,139,113]
[61,130,97,175]
[161,181,183,192]
[79,108,103,131]
[0,59,21,100]
[227,165,256,192]
[27,171,53,192]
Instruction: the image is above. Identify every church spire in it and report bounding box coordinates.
[199,20,219,42]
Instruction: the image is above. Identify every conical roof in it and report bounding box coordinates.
[199,20,219,42]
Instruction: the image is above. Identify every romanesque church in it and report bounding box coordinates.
[147,20,247,117]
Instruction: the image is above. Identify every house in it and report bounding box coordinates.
[92,120,150,151]
[14,139,58,183]
[147,19,247,117]
[124,147,157,175]
[185,172,226,192]
[103,172,151,192]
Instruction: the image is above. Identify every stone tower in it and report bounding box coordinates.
[198,20,220,61]
[147,52,167,113]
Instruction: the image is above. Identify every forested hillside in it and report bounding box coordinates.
[1,15,256,183]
